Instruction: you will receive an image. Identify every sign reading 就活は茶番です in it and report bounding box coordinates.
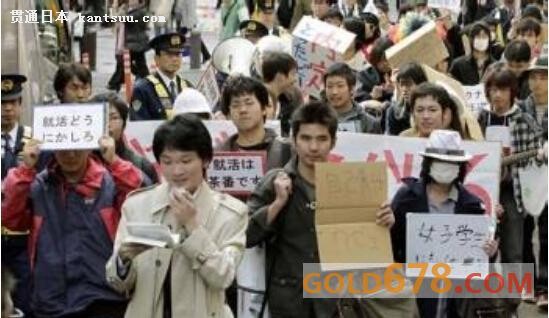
[32,103,107,150]
[207,151,267,196]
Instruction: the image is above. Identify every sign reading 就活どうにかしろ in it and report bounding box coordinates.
[32,103,107,150]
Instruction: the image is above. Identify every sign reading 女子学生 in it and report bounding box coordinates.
[292,16,355,98]
[406,213,491,278]
[32,103,106,150]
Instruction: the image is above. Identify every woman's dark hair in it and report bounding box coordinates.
[419,157,469,185]
[152,114,213,165]
[369,36,394,67]
[468,21,491,40]
[53,63,92,99]
[410,83,464,136]
[91,92,129,128]
[291,101,338,141]
[343,17,368,51]
[323,62,357,89]
[220,75,270,115]
[483,67,519,103]
[396,62,428,84]
[359,12,381,44]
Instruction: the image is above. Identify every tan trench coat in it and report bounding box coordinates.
[106,181,248,318]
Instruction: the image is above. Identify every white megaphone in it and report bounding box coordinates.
[212,37,256,76]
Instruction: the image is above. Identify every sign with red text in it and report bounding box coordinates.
[292,16,355,98]
[208,151,267,195]
[125,123,501,215]
[32,103,107,150]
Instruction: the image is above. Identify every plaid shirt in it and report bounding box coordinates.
[507,106,544,214]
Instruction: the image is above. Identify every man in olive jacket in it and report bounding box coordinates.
[246,101,395,317]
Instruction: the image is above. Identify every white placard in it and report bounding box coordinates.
[196,61,220,108]
[32,103,106,150]
[406,213,491,278]
[207,151,267,195]
[428,0,461,12]
[337,121,360,133]
[464,84,490,116]
[292,16,355,98]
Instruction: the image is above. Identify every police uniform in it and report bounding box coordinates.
[1,73,33,316]
[129,33,193,121]
[256,0,288,37]
[239,19,269,41]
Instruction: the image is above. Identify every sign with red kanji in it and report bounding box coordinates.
[292,16,355,98]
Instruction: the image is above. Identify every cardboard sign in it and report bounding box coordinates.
[315,162,393,270]
[406,214,491,278]
[464,84,490,116]
[386,21,449,69]
[428,0,461,12]
[32,103,106,150]
[196,61,220,108]
[207,151,267,195]
[292,16,355,98]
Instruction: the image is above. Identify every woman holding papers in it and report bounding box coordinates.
[390,129,501,317]
[106,114,249,318]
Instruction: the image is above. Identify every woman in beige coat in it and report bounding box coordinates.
[106,114,248,318]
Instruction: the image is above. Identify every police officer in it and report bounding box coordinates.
[130,32,193,120]
[1,74,31,179]
[1,73,32,316]
[255,0,289,37]
[239,19,269,44]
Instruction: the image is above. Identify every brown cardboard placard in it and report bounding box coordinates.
[421,64,467,104]
[385,21,449,69]
[315,162,393,270]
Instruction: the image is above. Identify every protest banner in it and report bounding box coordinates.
[427,0,461,12]
[315,162,393,270]
[208,151,267,196]
[292,16,355,98]
[464,84,490,116]
[125,123,501,215]
[196,61,220,108]
[406,214,491,278]
[32,103,106,150]
[125,120,281,163]
[386,21,449,69]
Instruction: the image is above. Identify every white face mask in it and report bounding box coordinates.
[429,161,460,184]
[473,38,490,52]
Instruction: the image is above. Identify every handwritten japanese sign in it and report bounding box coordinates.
[32,103,106,150]
[207,151,267,195]
[196,61,220,108]
[406,214,491,278]
[316,162,393,270]
[464,84,490,116]
[292,16,355,98]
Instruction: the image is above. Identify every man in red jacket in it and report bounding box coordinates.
[2,135,150,317]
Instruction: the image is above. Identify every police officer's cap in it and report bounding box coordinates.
[149,32,186,53]
[257,0,276,11]
[239,20,269,38]
[1,74,27,102]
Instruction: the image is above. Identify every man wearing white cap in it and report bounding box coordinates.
[391,129,500,318]
[173,88,213,120]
